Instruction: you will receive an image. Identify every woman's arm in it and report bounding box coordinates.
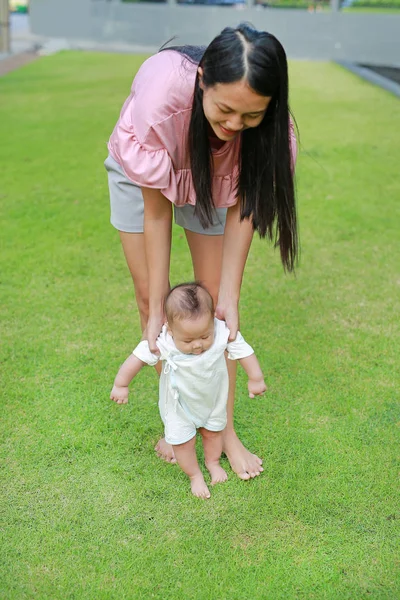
[142,187,172,352]
[216,201,254,340]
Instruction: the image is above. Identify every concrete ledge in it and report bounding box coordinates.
[336,60,400,98]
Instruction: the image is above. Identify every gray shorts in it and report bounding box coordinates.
[104,154,227,235]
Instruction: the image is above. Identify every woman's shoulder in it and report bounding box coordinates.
[134,50,184,83]
[133,50,196,120]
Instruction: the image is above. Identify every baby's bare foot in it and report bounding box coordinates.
[207,463,228,485]
[190,474,211,499]
[154,439,177,464]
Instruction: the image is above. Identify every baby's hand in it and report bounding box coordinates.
[110,384,129,404]
[248,378,267,399]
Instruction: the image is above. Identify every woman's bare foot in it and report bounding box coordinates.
[206,463,228,485]
[223,430,263,480]
[154,438,176,464]
[190,473,211,499]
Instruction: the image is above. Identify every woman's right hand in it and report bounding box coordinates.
[141,187,172,353]
[143,313,164,353]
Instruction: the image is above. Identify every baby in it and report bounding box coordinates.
[111,282,266,499]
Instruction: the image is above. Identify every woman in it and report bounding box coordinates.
[105,23,298,480]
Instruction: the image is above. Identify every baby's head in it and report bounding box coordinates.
[164,282,215,355]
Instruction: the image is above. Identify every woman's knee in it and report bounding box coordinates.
[184,230,223,305]
[205,283,219,307]
[134,284,150,322]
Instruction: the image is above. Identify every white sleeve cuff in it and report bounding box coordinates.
[226,331,254,361]
[132,340,160,366]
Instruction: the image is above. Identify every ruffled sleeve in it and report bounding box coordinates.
[116,123,176,192]
[107,51,196,203]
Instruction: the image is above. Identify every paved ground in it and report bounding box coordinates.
[0,13,45,76]
[0,50,39,76]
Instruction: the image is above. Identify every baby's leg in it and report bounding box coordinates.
[173,436,211,499]
[199,428,228,485]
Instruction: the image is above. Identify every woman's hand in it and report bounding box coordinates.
[215,299,239,342]
[143,313,164,354]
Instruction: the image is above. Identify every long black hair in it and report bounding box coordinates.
[160,23,298,271]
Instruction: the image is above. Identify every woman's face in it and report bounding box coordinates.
[199,68,272,142]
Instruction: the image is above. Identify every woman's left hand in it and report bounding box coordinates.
[216,202,254,341]
[215,298,239,342]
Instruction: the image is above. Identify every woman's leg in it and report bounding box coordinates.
[119,231,176,463]
[185,229,263,480]
[119,231,150,333]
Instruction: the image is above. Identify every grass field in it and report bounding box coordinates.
[0,52,399,599]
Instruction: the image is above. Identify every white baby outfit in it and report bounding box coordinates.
[133,318,254,445]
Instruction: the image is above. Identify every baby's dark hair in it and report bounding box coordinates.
[164,282,214,323]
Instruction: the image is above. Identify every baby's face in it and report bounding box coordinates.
[168,313,215,355]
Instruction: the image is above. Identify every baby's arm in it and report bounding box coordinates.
[238,354,267,399]
[110,354,146,404]
[225,326,267,398]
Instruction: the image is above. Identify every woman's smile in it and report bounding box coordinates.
[219,124,240,137]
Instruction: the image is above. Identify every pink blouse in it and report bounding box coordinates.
[108,50,297,208]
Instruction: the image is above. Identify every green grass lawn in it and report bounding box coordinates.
[1,52,399,599]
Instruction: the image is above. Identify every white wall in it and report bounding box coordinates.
[30,0,400,66]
